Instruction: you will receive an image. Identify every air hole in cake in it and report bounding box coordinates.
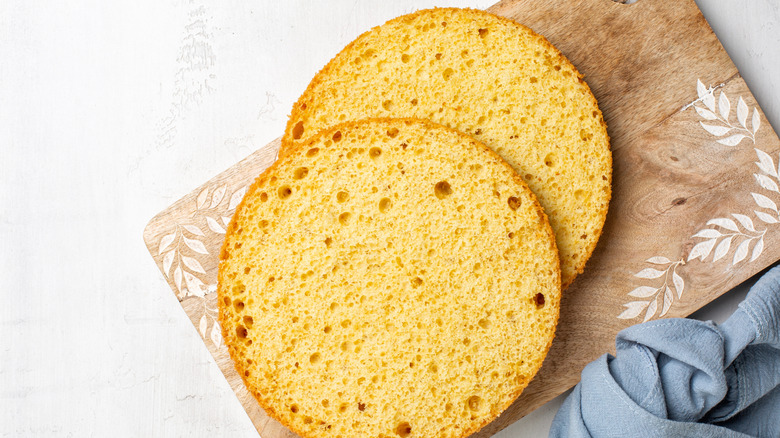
[259,192,268,202]
[478,28,488,38]
[332,131,342,142]
[358,402,366,411]
[410,98,418,106]
[291,121,304,140]
[306,147,319,157]
[339,212,351,225]
[310,353,322,364]
[478,318,490,329]
[401,53,410,63]
[322,399,329,408]
[382,100,393,111]
[236,325,247,339]
[411,277,423,288]
[534,293,546,308]
[386,128,399,138]
[544,152,557,167]
[336,191,349,203]
[324,237,333,247]
[234,300,245,312]
[379,198,392,212]
[369,147,382,159]
[277,186,292,200]
[324,326,332,334]
[294,167,309,179]
[507,196,521,211]
[243,316,254,327]
[467,396,483,411]
[434,181,453,199]
[530,76,538,83]
[395,421,412,437]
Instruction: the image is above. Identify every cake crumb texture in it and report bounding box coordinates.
[220,118,561,438]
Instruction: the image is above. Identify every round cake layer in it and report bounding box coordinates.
[220,118,561,438]
[281,8,611,287]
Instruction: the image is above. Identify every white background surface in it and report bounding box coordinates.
[1,1,779,436]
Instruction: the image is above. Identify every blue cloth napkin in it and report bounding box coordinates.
[550,266,780,437]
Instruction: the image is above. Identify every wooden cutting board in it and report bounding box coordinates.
[143,0,780,436]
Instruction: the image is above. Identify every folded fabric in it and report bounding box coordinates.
[550,265,780,437]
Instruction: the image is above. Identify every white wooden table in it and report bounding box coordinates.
[1,1,778,436]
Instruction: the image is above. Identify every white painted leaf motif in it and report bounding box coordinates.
[210,320,222,347]
[174,266,183,292]
[717,134,747,146]
[755,149,777,177]
[222,217,231,226]
[199,314,208,338]
[196,187,209,210]
[752,108,761,134]
[210,185,227,209]
[688,239,717,261]
[732,214,756,232]
[696,79,706,99]
[707,218,739,231]
[755,211,778,224]
[661,286,673,317]
[181,255,206,274]
[719,91,730,120]
[646,256,671,265]
[733,239,751,265]
[737,97,748,128]
[229,186,247,210]
[183,236,209,254]
[703,89,716,112]
[752,237,764,262]
[207,216,226,234]
[695,106,718,120]
[713,236,734,262]
[628,286,659,298]
[752,193,778,212]
[644,296,659,322]
[673,270,684,298]
[162,249,175,276]
[755,174,780,193]
[693,229,721,239]
[182,224,205,236]
[184,271,205,297]
[158,233,176,255]
[700,122,732,137]
[618,301,650,320]
[635,268,666,279]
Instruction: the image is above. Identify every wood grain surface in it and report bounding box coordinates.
[143,0,780,436]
